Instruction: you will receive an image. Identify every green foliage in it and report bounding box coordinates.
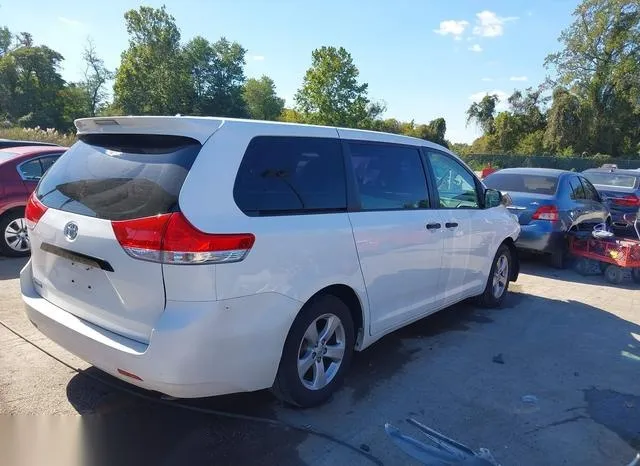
[295,46,383,128]
[0,126,76,146]
[113,6,192,115]
[0,37,68,130]
[545,0,640,156]
[243,76,284,120]
[82,39,113,117]
[461,153,638,171]
[466,94,498,134]
[184,36,247,117]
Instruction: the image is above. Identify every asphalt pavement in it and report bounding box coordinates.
[1,255,639,466]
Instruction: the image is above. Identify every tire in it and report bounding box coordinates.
[0,210,30,257]
[631,268,640,284]
[272,294,355,408]
[574,258,591,276]
[604,265,624,285]
[476,244,512,308]
[550,248,567,269]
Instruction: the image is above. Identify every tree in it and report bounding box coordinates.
[466,94,498,134]
[113,6,191,115]
[184,36,247,117]
[82,39,113,116]
[0,27,11,56]
[0,41,67,129]
[545,0,640,155]
[544,87,588,153]
[242,76,284,120]
[295,46,383,128]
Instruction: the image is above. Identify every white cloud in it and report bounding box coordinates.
[510,76,528,81]
[469,90,509,111]
[469,44,483,53]
[58,16,84,28]
[473,10,518,37]
[434,20,469,37]
[481,77,493,82]
[251,55,265,61]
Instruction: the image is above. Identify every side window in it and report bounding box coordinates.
[18,159,43,180]
[348,142,429,211]
[569,176,585,200]
[580,177,599,201]
[233,136,346,216]
[39,154,61,175]
[428,151,479,209]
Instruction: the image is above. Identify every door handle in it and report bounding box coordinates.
[426,223,442,230]
[445,222,459,228]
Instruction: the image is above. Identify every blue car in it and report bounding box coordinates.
[484,168,610,268]
[582,166,640,237]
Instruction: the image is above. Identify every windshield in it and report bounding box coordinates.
[583,172,638,189]
[484,173,559,195]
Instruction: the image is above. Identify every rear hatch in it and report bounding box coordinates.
[26,132,204,343]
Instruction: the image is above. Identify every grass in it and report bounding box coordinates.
[0,127,77,147]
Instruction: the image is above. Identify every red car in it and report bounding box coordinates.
[0,145,68,256]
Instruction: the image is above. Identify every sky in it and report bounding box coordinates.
[0,0,581,143]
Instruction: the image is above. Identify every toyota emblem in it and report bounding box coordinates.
[63,222,79,241]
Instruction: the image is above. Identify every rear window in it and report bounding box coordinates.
[233,136,347,216]
[583,172,638,189]
[36,134,201,221]
[484,173,559,195]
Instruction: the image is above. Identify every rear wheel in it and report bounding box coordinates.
[0,210,30,257]
[604,265,624,285]
[476,244,511,308]
[272,294,354,408]
[631,268,640,284]
[550,248,568,269]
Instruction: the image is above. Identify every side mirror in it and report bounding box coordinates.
[484,189,502,208]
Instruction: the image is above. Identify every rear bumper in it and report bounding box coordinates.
[515,222,565,254]
[21,260,301,398]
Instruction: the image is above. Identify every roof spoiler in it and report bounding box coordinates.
[74,116,225,144]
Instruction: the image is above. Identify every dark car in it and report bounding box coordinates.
[582,166,640,237]
[0,139,60,149]
[484,168,610,268]
[0,145,67,256]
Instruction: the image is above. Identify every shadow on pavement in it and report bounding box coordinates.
[62,267,640,466]
[0,257,28,281]
[66,369,307,466]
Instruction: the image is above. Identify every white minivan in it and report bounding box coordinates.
[21,116,520,407]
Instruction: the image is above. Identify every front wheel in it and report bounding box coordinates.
[0,210,30,257]
[476,244,512,308]
[272,294,354,408]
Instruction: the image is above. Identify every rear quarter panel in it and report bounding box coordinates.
[0,159,28,215]
[176,121,371,333]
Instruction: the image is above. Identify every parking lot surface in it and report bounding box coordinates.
[1,256,639,466]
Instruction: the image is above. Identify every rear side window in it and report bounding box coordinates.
[233,136,346,216]
[37,134,201,221]
[580,177,600,201]
[348,142,429,211]
[484,173,559,195]
[569,176,585,200]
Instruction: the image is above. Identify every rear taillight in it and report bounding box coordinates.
[611,195,640,207]
[532,205,559,221]
[25,194,48,229]
[111,213,255,265]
